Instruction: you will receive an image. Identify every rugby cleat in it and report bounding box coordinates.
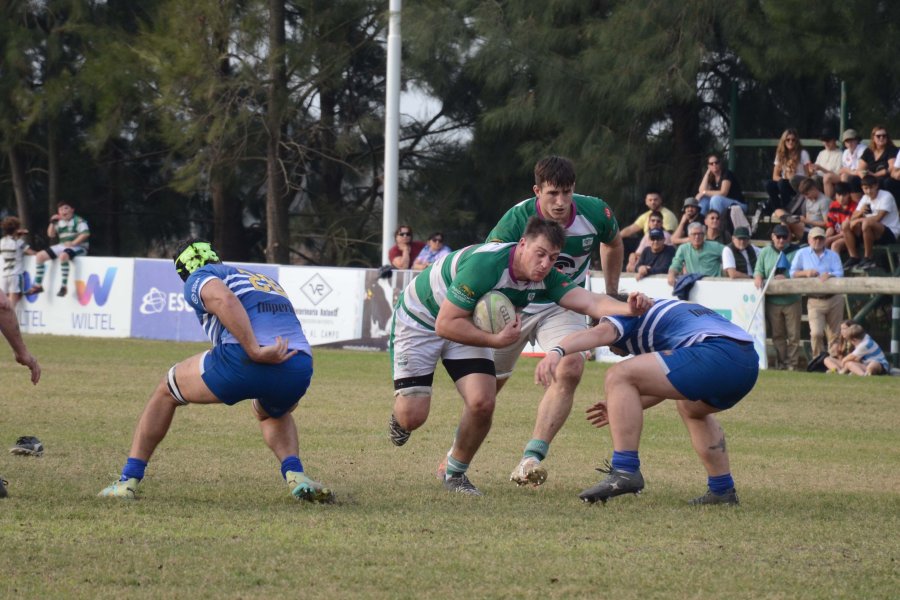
[388,414,411,447]
[579,462,644,504]
[442,472,482,496]
[0,476,8,498]
[510,456,548,487]
[286,471,334,504]
[98,477,139,500]
[689,488,740,506]
[10,436,44,457]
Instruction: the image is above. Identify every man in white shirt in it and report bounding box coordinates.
[839,129,867,202]
[841,175,900,271]
[722,228,760,278]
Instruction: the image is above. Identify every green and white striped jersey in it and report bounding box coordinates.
[400,242,576,331]
[56,215,90,250]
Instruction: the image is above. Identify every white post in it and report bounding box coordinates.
[382,0,402,266]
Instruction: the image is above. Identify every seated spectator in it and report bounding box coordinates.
[825,322,890,376]
[890,143,900,199]
[412,232,451,271]
[811,129,843,198]
[825,182,857,254]
[634,228,676,281]
[790,227,844,358]
[703,209,731,245]
[722,227,760,279]
[765,129,812,213]
[841,175,900,271]
[775,178,830,242]
[858,125,898,197]
[667,222,725,286]
[671,197,704,245]
[754,225,802,370]
[695,153,746,221]
[388,225,426,270]
[839,129,866,202]
[619,189,679,237]
[626,211,672,272]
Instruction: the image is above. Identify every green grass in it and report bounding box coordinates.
[1,336,898,599]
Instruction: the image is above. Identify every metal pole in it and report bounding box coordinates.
[381,0,402,266]
[840,80,847,136]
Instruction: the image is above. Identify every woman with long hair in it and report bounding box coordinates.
[859,125,899,198]
[765,129,812,212]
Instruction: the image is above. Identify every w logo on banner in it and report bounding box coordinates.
[76,268,117,306]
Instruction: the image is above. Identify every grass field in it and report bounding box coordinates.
[1,336,898,599]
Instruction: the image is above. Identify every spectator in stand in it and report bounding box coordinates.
[858,125,898,196]
[388,225,426,270]
[825,182,857,254]
[1,216,34,309]
[755,225,802,370]
[695,153,746,222]
[812,129,843,198]
[790,227,844,358]
[25,201,90,297]
[626,211,671,272]
[634,228,676,281]
[839,129,866,203]
[780,178,830,242]
[667,222,724,286]
[619,190,678,261]
[890,143,900,199]
[703,209,731,245]
[671,197,704,245]
[412,232,451,271]
[824,322,890,376]
[765,129,812,213]
[722,227,759,279]
[841,175,900,271]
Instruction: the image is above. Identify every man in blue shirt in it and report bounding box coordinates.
[535,298,759,505]
[99,240,332,503]
[789,227,845,357]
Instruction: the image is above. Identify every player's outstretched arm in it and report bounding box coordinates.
[557,287,650,321]
[534,321,619,387]
[434,299,521,349]
[200,279,297,364]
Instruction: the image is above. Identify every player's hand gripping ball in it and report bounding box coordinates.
[472,291,515,334]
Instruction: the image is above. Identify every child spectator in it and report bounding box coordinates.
[0,216,34,308]
[825,182,857,254]
[25,201,90,297]
[825,322,890,376]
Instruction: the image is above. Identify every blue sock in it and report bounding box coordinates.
[121,457,147,481]
[523,439,549,461]
[708,473,734,495]
[611,450,640,473]
[445,455,468,478]
[281,455,304,480]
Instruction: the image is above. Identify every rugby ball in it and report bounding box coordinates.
[472,291,515,334]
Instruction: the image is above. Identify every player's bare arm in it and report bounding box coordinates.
[435,299,521,349]
[534,320,620,387]
[599,232,624,294]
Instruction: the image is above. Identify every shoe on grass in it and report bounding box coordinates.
[286,471,334,504]
[388,413,411,447]
[0,476,8,498]
[510,456,548,487]
[10,436,44,456]
[689,488,740,506]
[442,472,482,496]
[579,463,644,504]
[98,477,139,500]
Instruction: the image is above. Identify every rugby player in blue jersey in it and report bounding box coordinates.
[99,240,332,502]
[535,298,759,505]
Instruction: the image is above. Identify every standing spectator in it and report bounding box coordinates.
[671,197,704,245]
[812,129,843,197]
[790,227,844,358]
[696,153,746,222]
[765,129,812,213]
[825,182,858,254]
[626,211,671,272]
[825,322,890,376]
[1,216,34,309]
[634,228,676,281]
[839,129,866,203]
[667,222,725,287]
[388,225,426,270]
[841,175,900,271]
[412,232,451,271]
[703,209,731,245]
[25,201,89,297]
[754,225,802,370]
[858,126,897,190]
[722,227,760,279]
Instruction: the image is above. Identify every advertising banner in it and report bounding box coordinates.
[277,266,366,346]
[18,256,134,338]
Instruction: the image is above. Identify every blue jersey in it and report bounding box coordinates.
[185,263,311,356]
[605,298,753,356]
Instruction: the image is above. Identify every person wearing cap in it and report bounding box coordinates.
[667,221,725,287]
[671,197,704,245]
[722,227,760,279]
[812,129,843,198]
[838,129,866,202]
[626,210,672,272]
[754,224,802,370]
[841,174,900,271]
[790,227,844,358]
[634,227,676,281]
[98,239,334,503]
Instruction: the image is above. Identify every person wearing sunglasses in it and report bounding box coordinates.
[858,126,898,198]
[412,232,451,271]
[388,226,426,270]
[695,153,746,223]
[753,224,802,370]
[765,129,812,213]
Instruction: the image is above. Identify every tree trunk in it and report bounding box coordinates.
[211,173,246,261]
[265,0,289,264]
[47,117,60,214]
[669,101,702,200]
[7,147,32,231]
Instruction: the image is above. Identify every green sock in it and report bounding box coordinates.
[524,439,549,461]
[445,455,469,478]
[35,263,45,285]
[61,262,70,285]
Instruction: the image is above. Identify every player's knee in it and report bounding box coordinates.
[465,392,496,420]
[553,354,585,384]
[393,391,430,429]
